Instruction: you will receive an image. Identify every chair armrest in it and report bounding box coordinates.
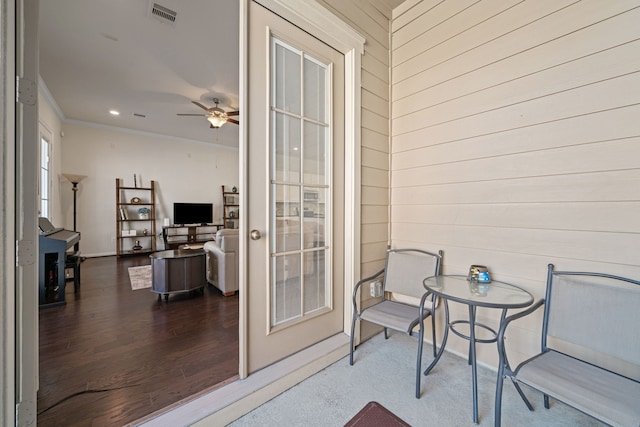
[497,299,545,374]
[498,299,545,340]
[352,268,385,313]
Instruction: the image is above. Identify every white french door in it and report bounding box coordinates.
[7,0,40,424]
[246,0,345,373]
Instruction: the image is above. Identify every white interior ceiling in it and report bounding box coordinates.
[38,0,407,148]
[38,0,240,147]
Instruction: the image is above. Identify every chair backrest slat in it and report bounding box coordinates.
[384,249,441,300]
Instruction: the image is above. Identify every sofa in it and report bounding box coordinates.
[204,229,239,296]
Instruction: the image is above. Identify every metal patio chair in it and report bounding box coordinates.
[494,264,640,426]
[349,248,443,398]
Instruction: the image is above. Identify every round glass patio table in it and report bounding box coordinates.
[422,275,534,424]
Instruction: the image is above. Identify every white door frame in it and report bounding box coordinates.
[2,0,40,425]
[0,0,17,424]
[238,0,364,378]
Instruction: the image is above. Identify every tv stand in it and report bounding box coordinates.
[162,224,223,250]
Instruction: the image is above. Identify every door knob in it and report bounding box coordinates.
[250,229,261,240]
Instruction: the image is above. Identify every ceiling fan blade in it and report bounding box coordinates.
[177,113,206,116]
[227,111,240,116]
[192,101,211,111]
[227,118,240,125]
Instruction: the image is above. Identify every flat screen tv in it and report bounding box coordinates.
[173,202,213,225]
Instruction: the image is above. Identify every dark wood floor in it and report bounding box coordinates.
[37,254,239,426]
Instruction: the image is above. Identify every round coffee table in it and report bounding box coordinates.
[149,249,206,302]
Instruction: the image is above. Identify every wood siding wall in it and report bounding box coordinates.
[318,0,394,339]
[319,4,391,276]
[391,0,640,365]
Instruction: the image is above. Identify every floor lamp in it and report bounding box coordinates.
[62,173,87,253]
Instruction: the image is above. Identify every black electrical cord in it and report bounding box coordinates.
[37,383,141,415]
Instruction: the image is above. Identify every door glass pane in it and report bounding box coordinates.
[304,249,326,313]
[303,121,326,186]
[273,185,301,253]
[274,112,301,183]
[303,57,326,122]
[274,41,301,114]
[272,253,302,324]
[303,187,326,249]
[270,36,331,328]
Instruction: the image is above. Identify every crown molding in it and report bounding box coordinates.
[255,0,365,55]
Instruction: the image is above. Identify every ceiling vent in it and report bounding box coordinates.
[148,2,177,26]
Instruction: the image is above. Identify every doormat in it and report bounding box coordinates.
[344,401,410,427]
[128,265,152,290]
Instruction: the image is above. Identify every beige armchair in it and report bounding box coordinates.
[204,229,239,296]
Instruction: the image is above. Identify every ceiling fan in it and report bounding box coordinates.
[177,98,239,128]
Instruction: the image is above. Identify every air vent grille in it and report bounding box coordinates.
[149,3,177,25]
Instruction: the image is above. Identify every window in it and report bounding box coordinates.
[40,134,51,218]
[270,37,331,326]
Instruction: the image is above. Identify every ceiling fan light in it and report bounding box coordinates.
[207,111,227,128]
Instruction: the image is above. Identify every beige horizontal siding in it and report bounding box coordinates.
[362,146,389,170]
[391,0,640,364]
[394,10,640,119]
[362,90,389,119]
[391,169,640,206]
[362,166,389,189]
[393,139,640,185]
[393,1,639,100]
[362,185,389,207]
[392,0,442,33]
[392,202,640,233]
[319,1,392,319]
[362,127,389,153]
[362,205,388,224]
[393,72,640,148]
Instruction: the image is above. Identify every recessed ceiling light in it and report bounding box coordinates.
[109,110,120,116]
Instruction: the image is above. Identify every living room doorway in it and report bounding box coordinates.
[33,0,242,423]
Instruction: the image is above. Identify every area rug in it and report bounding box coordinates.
[344,401,410,427]
[128,265,152,290]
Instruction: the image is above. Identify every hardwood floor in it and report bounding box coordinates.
[37,254,239,426]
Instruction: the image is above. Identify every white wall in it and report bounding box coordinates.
[61,122,239,257]
[391,0,640,366]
